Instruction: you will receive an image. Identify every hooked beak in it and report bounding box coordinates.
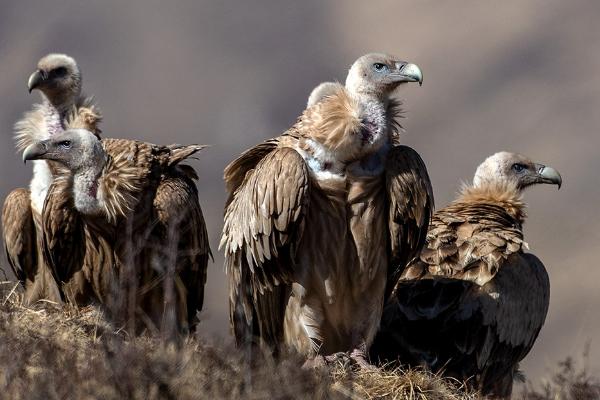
[535,164,562,189]
[392,62,423,86]
[27,70,46,93]
[23,141,50,163]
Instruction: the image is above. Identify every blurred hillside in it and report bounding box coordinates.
[0,0,599,385]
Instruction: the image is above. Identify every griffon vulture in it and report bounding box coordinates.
[23,129,211,334]
[221,53,433,366]
[371,152,561,398]
[2,54,101,304]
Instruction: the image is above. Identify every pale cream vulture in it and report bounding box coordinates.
[371,152,561,399]
[22,129,211,334]
[2,54,101,305]
[221,53,433,366]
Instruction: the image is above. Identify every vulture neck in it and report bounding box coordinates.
[28,96,76,214]
[41,95,74,137]
[458,182,527,224]
[72,157,108,218]
[43,89,79,119]
[299,89,392,178]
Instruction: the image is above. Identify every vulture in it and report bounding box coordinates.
[22,129,211,333]
[221,53,433,366]
[2,53,101,304]
[371,152,562,398]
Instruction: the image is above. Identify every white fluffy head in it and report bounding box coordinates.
[473,151,562,190]
[307,82,343,107]
[23,128,105,173]
[345,53,423,98]
[28,53,82,108]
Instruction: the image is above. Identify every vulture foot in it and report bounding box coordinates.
[302,349,375,370]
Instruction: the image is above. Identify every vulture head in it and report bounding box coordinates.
[22,128,105,173]
[473,152,562,191]
[28,53,82,107]
[307,82,342,107]
[345,53,423,98]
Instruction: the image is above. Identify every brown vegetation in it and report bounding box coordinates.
[0,281,596,400]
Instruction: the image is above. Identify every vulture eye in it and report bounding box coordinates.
[373,63,387,72]
[59,140,72,149]
[512,163,526,173]
[52,67,68,78]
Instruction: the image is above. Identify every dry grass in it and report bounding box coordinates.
[518,346,600,400]
[0,281,597,400]
[331,364,476,400]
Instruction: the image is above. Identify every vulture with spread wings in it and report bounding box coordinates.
[221,53,433,366]
[2,54,101,304]
[371,152,561,398]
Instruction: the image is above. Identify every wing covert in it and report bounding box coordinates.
[222,146,310,347]
[385,145,434,299]
[2,188,36,282]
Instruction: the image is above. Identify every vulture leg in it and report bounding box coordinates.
[302,345,375,370]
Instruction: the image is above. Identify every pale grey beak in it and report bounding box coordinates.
[537,165,562,189]
[27,70,45,93]
[23,141,49,163]
[394,62,423,86]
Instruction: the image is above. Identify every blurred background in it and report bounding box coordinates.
[0,0,598,386]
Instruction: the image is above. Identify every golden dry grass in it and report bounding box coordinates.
[0,280,597,400]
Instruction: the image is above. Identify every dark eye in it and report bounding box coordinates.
[373,63,387,72]
[512,163,526,172]
[52,67,68,78]
[59,140,72,149]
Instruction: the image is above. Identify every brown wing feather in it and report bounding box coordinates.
[401,202,525,286]
[151,171,211,329]
[385,145,434,299]
[41,177,90,301]
[222,146,310,347]
[223,138,279,196]
[2,189,36,283]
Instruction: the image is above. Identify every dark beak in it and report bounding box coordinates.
[392,62,423,86]
[535,164,562,189]
[23,141,50,163]
[27,70,46,93]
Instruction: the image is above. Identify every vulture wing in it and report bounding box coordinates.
[2,189,36,283]
[41,176,92,302]
[222,145,310,348]
[150,151,211,328]
[385,145,434,299]
[401,202,525,285]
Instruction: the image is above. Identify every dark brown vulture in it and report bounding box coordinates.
[2,53,101,305]
[371,152,561,398]
[221,53,433,366]
[22,129,211,334]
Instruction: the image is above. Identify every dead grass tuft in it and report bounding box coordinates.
[518,345,600,400]
[331,363,477,400]
[1,281,597,400]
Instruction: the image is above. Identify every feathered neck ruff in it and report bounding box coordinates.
[456,182,527,224]
[295,85,404,163]
[14,96,102,153]
[94,152,143,223]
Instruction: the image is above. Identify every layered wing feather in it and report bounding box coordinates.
[222,146,310,347]
[151,168,211,329]
[2,189,36,283]
[385,145,434,299]
[401,201,525,286]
